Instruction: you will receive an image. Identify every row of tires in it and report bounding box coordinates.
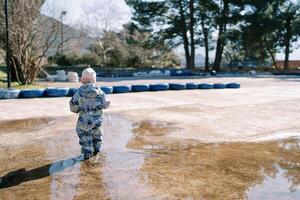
[0,82,240,99]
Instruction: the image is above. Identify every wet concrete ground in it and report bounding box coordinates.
[0,115,299,200]
[1,77,300,199]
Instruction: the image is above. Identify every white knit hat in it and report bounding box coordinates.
[81,68,96,83]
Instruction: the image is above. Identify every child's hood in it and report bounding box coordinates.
[78,83,101,98]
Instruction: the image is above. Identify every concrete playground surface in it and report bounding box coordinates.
[0,76,300,199]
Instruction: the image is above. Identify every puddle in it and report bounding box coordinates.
[132,120,177,137]
[128,120,179,150]
[131,137,300,200]
[0,156,82,189]
[0,116,299,200]
[247,167,300,200]
[128,123,300,200]
[0,115,153,200]
[0,117,55,134]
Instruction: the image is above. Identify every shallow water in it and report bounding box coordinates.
[0,116,299,200]
[0,117,54,134]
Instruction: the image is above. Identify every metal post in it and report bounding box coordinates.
[61,11,66,56]
[4,0,11,88]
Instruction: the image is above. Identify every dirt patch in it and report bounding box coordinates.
[136,137,300,200]
[127,120,180,150]
[132,120,177,137]
[0,113,300,199]
[0,117,55,134]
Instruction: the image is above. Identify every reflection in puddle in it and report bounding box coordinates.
[0,116,300,200]
[0,117,54,134]
[129,121,300,200]
[0,115,153,200]
[102,115,156,200]
[247,167,300,200]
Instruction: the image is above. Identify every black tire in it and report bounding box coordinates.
[169,83,186,90]
[100,86,113,94]
[0,89,21,99]
[113,85,131,93]
[149,83,169,91]
[68,88,79,96]
[131,84,150,92]
[0,89,4,99]
[186,83,198,89]
[20,89,46,98]
[214,83,227,89]
[46,88,70,97]
[198,83,214,89]
[227,82,241,89]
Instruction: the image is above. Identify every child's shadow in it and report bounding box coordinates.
[0,156,84,189]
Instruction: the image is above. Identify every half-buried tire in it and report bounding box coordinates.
[46,88,70,97]
[0,89,20,99]
[227,82,240,89]
[132,84,150,92]
[149,83,169,91]
[186,83,198,89]
[101,86,113,94]
[68,88,78,96]
[0,89,4,99]
[113,85,131,93]
[198,83,214,89]
[21,89,45,98]
[214,83,227,89]
[169,83,186,90]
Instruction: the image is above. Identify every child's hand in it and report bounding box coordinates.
[104,101,110,108]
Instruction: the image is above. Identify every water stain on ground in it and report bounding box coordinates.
[0,115,153,200]
[128,120,300,200]
[128,120,180,151]
[0,115,300,200]
[0,117,55,134]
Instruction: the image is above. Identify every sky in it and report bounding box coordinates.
[42,0,132,30]
[43,0,300,61]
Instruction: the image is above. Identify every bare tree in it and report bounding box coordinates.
[0,0,62,84]
[81,0,124,67]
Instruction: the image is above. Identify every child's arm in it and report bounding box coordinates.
[96,92,110,109]
[69,92,81,113]
[102,93,110,109]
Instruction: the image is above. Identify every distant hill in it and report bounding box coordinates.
[41,15,95,57]
[179,53,205,68]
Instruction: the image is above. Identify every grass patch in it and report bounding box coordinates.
[0,65,6,80]
[0,65,44,89]
[0,81,44,89]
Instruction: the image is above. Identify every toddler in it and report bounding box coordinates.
[69,68,110,160]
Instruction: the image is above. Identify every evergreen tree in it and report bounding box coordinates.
[126,0,197,69]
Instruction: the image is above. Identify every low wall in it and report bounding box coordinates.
[44,66,200,77]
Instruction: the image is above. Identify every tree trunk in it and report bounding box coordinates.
[284,18,291,71]
[269,50,279,70]
[200,15,210,71]
[204,32,209,71]
[214,29,223,71]
[102,52,107,68]
[213,0,228,71]
[263,37,278,70]
[10,55,23,83]
[179,1,191,69]
[10,67,18,82]
[4,48,19,82]
[189,0,195,69]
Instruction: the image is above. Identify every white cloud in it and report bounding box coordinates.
[42,0,132,30]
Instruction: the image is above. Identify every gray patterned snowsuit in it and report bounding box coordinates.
[69,83,110,157]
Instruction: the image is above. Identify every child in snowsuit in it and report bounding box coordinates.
[69,68,110,159]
